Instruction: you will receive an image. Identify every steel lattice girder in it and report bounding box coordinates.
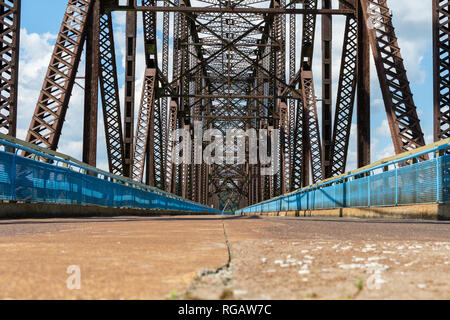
[0,0,20,137]
[98,12,125,176]
[290,0,325,187]
[160,1,170,168]
[26,0,92,150]
[165,101,179,194]
[322,0,332,177]
[330,14,358,177]
[132,68,157,183]
[171,0,281,205]
[290,95,304,190]
[360,0,426,154]
[81,0,429,208]
[132,0,166,188]
[123,1,137,177]
[288,4,296,187]
[301,70,324,184]
[433,0,450,141]
[289,1,316,189]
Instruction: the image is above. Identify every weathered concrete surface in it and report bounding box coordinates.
[185,216,450,300]
[0,215,449,300]
[237,203,450,220]
[0,216,229,299]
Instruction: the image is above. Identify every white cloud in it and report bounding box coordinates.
[374,119,391,138]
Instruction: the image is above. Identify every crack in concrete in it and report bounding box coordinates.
[180,219,234,299]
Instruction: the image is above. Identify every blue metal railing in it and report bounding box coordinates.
[236,140,450,215]
[0,136,220,214]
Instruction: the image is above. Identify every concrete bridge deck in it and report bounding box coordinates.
[0,215,449,300]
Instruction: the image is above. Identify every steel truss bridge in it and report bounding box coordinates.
[0,0,448,211]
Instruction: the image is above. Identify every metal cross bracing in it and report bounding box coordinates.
[132,68,157,183]
[433,0,450,142]
[290,0,325,187]
[123,0,137,177]
[98,11,125,176]
[164,0,285,208]
[132,0,166,188]
[26,0,92,151]
[329,5,357,177]
[360,0,426,156]
[0,0,20,138]
[1,0,443,210]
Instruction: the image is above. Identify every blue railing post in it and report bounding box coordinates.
[53,162,58,203]
[368,172,371,207]
[395,165,398,206]
[333,182,336,209]
[10,151,16,201]
[436,154,442,203]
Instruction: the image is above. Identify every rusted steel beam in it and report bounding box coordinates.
[123,1,137,177]
[433,0,450,141]
[291,96,304,190]
[105,5,354,15]
[357,0,370,168]
[165,0,182,194]
[301,70,324,184]
[98,11,125,175]
[0,0,20,137]
[165,101,179,194]
[26,0,92,151]
[301,0,319,187]
[322,0,332,178]
[161,2,169,168]
[132,68,157,184]
[288,4,296,190]
[360,0,426,155]
[138,0,165,189]
[290,0,319,189]
[330,13,357,177]
[83,0,100,167]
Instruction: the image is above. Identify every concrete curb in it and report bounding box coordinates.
[0,202,216,219]
[236,203,450,220]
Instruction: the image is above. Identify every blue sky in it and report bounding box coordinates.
[18,0,435,173]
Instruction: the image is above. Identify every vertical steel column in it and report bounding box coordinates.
[357,0,370,167]
[279,100,289,194]
[288,2,297,192]
[301,70,324,184]
[0,0,20,137]
[83,0,100,166]
[291,93,304,190]
[123,0,137,177]
[161,2,170,165]
[322,0,332,177]
[166,0,181,193]
[433,0,450,141]
[139,0,165,188]
[274,0,288,195]
[179,0,188,198]
[166,101,179,193]
[300,0,318,187]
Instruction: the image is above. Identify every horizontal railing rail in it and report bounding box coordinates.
[236,139,450,214]
[0,134,220,214]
